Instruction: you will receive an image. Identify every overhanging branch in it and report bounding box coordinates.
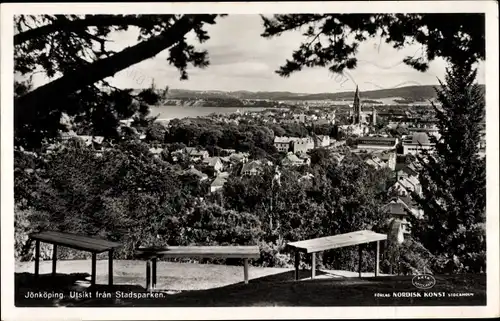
[15,15,205,125]
[14,15,158,45]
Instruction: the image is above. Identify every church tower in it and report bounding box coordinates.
[372,106,377,125]
[353,85,361,124]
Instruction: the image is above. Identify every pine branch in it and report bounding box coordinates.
[15,15,206,127]
[15,15,156,45]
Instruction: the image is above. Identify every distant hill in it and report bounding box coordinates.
[137,84,485,103]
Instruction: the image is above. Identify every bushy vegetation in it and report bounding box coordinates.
[412,60,486,273]
[14,137,399,272]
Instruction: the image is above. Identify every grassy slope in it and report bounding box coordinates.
[15,260,486,307]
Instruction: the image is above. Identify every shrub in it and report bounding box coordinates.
[258,238,292,268]
[14,206,53,261]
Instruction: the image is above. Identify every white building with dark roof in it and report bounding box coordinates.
[210,172,229,193]
[202,157,224,172]
[241,160,265,176]
[282,153,308,167]
[274,136,315,154]
[356,136,398,151]
[402,132,435,155]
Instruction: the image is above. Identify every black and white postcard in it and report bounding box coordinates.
[1,1,499,319]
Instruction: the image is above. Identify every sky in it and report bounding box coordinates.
[30,14,485,94]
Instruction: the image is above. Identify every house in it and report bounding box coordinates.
[202,157,224,172]
[149,147,164,157]
[229,152,249,164]
[274,136,293,153]
[170,147,209,162]
[241,160,265,176]
[397,196,424,219]
[356,136,398,151]
[396,164,419,180]
[312,119,332,126]
[291,137,315,154]
[313,135,331,148]
[170,149,185,162]
[402,132,435,155]
[282,153,305,167]
[405,175,422,196]
[339,124,369,137]
[390,175,421,197]
[293,113,306,123]
[220,156,231,166]
[297,153,311,166]
[383,202,412,235]
[365,157,384,169]
[274,136,315,154]
[210,172,229,193]
[72,135,105,148]
[389,180,411,197]
[376,151,397,170]
[60,129,78,140]
[408,126,440,139]
[185,147,209,162]
[183,165,208,181]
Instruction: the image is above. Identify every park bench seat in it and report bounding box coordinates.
[136,245,260,290]
[287,230,387,280]
[29,231,122,286]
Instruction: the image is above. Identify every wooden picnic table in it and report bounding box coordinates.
[136,245,260,290]
[287,230,387,280]
[29,231,122,286]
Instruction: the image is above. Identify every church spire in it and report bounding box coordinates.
[353,85,361,124]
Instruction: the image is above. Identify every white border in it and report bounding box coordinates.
[1,1,499,320]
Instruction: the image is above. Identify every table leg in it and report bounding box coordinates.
[108,249,114,286]
[91,252,97,286]
[311,253,316,279]
[375,241,380,277]
[52,244,57,276]
[146,260,151,292]
[243,259,249,284]
[152,258,157,290]
[294,251,300,281]
[358,244,362,278]
[34,240,40,278]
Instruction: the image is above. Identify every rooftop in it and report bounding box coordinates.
[241,160,263,173]
[211,175,228,187]
[283,153,302,163]
[357,136,397,143]
[384,203,407,216]
[203,157,222,166]
[410,132,431,145]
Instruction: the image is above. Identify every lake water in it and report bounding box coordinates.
[149,105,272,120]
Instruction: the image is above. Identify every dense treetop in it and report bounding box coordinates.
[261,13,485,76]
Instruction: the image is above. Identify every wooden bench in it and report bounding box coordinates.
[287,230,387,280]
[29,231,122,286]
[136,246,260,290]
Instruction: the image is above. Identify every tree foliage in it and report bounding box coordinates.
[411,61,486,272]
[14,14,225,148]
[165,118,278,157]
[261,13,485,76]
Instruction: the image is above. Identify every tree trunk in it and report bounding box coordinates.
[15,15,205,126]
